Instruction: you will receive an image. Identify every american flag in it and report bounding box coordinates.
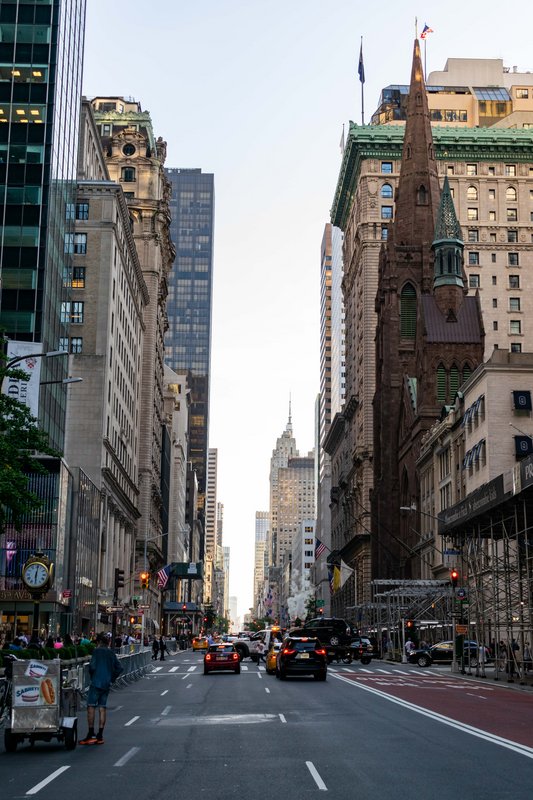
[157,564,171,589]
[315,538,326,560]
[420,23,434,39]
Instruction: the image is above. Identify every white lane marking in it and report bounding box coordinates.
[186,683,193,689]
[161,705,172,716]
[26,766,70,795]
[328,667,337,672]
[279,713,287,723]
[265,687,270,694]
[344,668,355,673]
[257,671,262,679]
[169,666,179,672]
[394,670,410,675]
[124,715,139,726]
[358,668,372,673]
[182,673,189,680]
[114,747,140,767]
[376,669,392,674]
[161,690,169,696]
[241,665,249,671]
[331,672,533,760]
[467,692,487,699]
[110,704,124,712]
[187,666,196,672]
[306,761,327,791]
[152,666,163,672]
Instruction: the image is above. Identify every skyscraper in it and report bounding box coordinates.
[0,0,87,449]
[165,168,214,498]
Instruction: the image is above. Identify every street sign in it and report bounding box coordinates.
[456,624,468,634]
[139,604,150,609]
[63,589,72,598]
[107,606,123,612]
[316,599,325,608]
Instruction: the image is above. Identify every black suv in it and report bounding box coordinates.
[349,637,375,665]
[289,617,354,648]
[275,637,327,681]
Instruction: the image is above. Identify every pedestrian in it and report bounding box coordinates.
[159,635,168,661]
[405,638,415,656]
[523,642,532,673]
[151,638,159,660]
[256,639,266,663]
[79,632,123,745]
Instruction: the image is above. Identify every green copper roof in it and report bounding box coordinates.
[433,175,462,244]
[331,124,533,230]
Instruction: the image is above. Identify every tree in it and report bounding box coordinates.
[0,347,60,532]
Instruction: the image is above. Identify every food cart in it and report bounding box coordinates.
[4,658,77,752]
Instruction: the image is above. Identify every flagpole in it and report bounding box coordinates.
[424,38,427,79]
[360,36,365,126]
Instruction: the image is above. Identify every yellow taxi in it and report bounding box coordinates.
[265,641,282,674]
[192,636,209,651]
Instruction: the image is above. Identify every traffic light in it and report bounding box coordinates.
[114,567,125,591]
[406,620,414,629]
[450,568,459,589]
[130,616,136,625]
[140,571,149,589]
[182,603,187,611]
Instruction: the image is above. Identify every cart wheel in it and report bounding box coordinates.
[4,730,18,753]
[64,722,77,751]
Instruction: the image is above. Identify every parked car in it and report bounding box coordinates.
[275,636,327,681]
[204,643,241,675]
[408,640,491,668]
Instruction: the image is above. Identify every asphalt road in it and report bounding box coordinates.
[2,652,533,799]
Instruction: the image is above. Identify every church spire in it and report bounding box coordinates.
[432,176,465,307]
[392,39,441,249]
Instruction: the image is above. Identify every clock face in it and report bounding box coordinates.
[23,562,49,589]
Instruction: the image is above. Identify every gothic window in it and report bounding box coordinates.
[400,283,416,339]
[462,364,472,383]
[437,364,446,405]
[416,93,422,106]
[450,365,460,399]
[417,184,428,205]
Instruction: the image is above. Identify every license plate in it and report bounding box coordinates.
[296,653,310,659]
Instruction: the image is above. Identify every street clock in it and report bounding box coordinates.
[21,553,54,593]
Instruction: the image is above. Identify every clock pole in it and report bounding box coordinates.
[21,552,53,645]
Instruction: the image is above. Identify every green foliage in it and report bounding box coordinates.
[0,342,60,532]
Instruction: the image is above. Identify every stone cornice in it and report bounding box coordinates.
[332,123,533,230]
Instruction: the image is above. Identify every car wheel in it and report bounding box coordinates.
[361,657,371,665]
[279,669,286,680]
[4,730,18,753]
[417,654,431,667]
[63,723,77,751]
[342,654,353,664]
[203,666,209,675]
[235,666,241,675]
[329,636,340,646]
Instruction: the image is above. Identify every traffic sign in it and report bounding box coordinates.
[138,604,150,609]
[63,589,72,598]
[107,606,123,612]
[456,624,468,634]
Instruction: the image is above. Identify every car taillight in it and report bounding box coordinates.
[358,646,363,655]
[315,648,326,656]
[282,648,296,656]
[232,653,239,660]
[205,654,212,661]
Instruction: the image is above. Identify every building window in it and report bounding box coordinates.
[493,321,498,330]
[488,189,496,200]
[447,165,454,176]
[516,88,529,99]
[466,164,477,176]
[506,186,517,202]
[468,229,479,243]
[70,337,83,354]
[467,208,478,221]
[400,283,416,339]
[72,267,85,288]
[469,274,480,288]
[468,252,479,265]
[436,363,446,404]
[381,162,393,174]
[76,202,89,220]
[381,206,393,219]
[491,253,496,263]
[121,166,136,182]
[381,183,393,198]
[488,166,496,176]
[511,343,522,353]
[505,164,517,176]
[489,210,497,221]
[65,233,87,254]
[65,203,75,221]
[59,336,69,352]
[381,226,388,240]
[466,186,478,201]
[510,297,521,312]
[490,232,497,241]
[71,302,84,324]
[510,320,522,335]
[509,274,520,289]
[492,276,497,285]
[492,298,498,308]
[508,252,519,266]
[508,230,518,243]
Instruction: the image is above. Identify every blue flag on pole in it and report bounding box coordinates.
[358,41,365,84]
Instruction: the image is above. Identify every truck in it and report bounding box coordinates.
[233,627,284,662]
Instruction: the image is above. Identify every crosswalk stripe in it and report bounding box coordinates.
[169,666,179,672]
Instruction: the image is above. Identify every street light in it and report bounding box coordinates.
[40,377,83,386]
[1,348,69,391]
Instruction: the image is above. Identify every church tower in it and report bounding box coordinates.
[372,40,484,580]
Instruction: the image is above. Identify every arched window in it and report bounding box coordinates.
[462,364,472,383]
[437,364,446,405]
[400,283,417,339]
[417,184,428,205]
[506,186,517,202]
[381,183,393,198]
[449,364,460,399]
[466,185,478,201]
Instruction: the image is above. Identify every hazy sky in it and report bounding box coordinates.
[83,1,533,619]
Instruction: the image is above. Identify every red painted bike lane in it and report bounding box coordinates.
[338,670,533,748]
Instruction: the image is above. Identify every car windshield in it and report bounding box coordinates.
[290,640,319,652]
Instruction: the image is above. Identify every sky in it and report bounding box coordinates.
[83,0,533,620]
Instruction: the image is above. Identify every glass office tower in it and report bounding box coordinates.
[0,0,86,449]
[165,168,214,495]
